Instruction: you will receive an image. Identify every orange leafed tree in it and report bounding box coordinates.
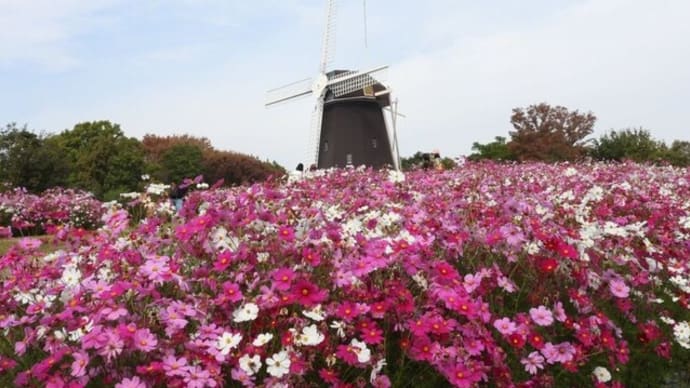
[508,103,596,162]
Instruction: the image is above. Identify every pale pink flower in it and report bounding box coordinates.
[115,376,146,388]
[493,317,517,335]
[609,279,630,298]
[162,355,188,377]
[521,351,545,375]
[529,305,554,326]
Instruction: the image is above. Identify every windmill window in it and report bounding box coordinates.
[324,142,329,152]
[372,138,378,148]
[346,154,353,165]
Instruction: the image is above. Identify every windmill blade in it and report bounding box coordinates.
[384,106,407,118]
[319,0,337,74]
[308,97,325,166]
[265,77,313,107]
[327,65,388,97]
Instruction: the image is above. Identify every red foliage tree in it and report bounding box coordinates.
[508,103,596,162]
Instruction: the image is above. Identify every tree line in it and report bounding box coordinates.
[0,121,285,199]
[468,103,690,166]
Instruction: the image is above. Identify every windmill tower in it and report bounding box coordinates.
[265,0,401,170]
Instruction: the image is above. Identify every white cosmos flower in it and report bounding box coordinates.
[593,366,612,383]
[388,170,405,183]
[266,350,291,378]
[350,338,371,363]
[216,332,242,355]
[370,358,387,383]
[673,321,690,349]
[61,266,82,287]
[252,333,274,347]
[233,303,259,323]
[302,305,326,321]
[330,321,346,338]
[239,354,262,376]
[295,324,324,346]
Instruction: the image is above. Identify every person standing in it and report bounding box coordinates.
[169,182,185,212]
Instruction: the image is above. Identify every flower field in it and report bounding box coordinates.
[0,187,104,237]
[1,162,690,387]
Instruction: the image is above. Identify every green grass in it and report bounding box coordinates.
[0,238,16,256]
[0,235,64,256]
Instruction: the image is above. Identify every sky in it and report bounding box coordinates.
[1,0,689,170]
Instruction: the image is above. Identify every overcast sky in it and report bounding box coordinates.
[1,0,689,169]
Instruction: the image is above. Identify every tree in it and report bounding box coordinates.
[590,128,667,163]
[665,140,690,166]
[508,103,596,162]
[400,152,427,171]
[400,151,456,171]
[202,150,285,186]
[0,123,69,192]
[54,121,145,198]
[468,136,516,161]
[160,143,204,183]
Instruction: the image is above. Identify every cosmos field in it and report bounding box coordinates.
[1,162,690,387]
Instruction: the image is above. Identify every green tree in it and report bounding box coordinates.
[664,140,690,166]
[508,103,595,162]
[55,121,145,198]
[0,123,69,192]
[468,136,516,161]
[590,128,666,163]
[400,152,427,171]
[160,143,204,183]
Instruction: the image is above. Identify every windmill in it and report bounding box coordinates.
[265,0,401,170]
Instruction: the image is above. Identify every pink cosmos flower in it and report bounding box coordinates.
[0,226,11,238]
[541,341,576,364]
[370,301,388,319]
[115,376,146,388]
[464,338,485,356]
[277,226,295,242]
[133,328,158,352]
[291,279,328,307]
[162,355,188,377]
[408,317,431,337]
[497,276,516,293]
[140,258,170,283]
[521,351,545,375]
[184,366,217,388]
[493,317,517,335]
[455,297,479,319]
[529,305,554,326]
[609,278,630,298]
[336,301,360,322]
[553,301,567,322]
[18,237,42,250]
[462,273,482,293]
[213,250,234,271]
[447,364,480,387]
[221,282,244,303]
[361,326,384,345]
[409,337,440,362]
[272,268,295,291]
[98,331,124,362]
[70,352,89,377]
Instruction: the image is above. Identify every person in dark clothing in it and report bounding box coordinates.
[296,163,304,172]
[169,182,187,212]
